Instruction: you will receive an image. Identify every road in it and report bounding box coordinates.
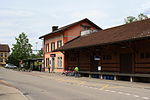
[0,67,150,100]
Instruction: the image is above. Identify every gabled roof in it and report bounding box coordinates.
[39,18,102,39]
[0,44,10,52]
[55,18,150,51]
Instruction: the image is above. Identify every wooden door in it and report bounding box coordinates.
[91,56,99,72]
[120,53,133,73]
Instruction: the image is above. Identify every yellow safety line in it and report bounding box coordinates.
[35,74,119,90]
[99,84,109,90]
[107,86,123,89]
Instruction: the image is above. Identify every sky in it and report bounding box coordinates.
[0,0,150,52]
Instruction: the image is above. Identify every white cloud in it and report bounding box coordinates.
[141,1,150,10]
[139,1,150,15]
[0,8,38,32]
[0,21,13,27]
[0,8,35,17]
[71,10,108,20]
[0,33,17,37]
[0,8,40,50]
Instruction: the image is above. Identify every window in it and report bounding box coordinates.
[0,53,3,57]
[3,58,5,62]
[70,57,77,62]
[81,24,91,31]
[46,44,49,52]
[57,40,62,48]
[140,52,150,59]
[57,57,62,68]
[0,58,3,62]
[103,55,112,60]
[46,58,50,67]
[140,53,145,58]
[46,58,47,67]
[5,53,7,57]
[146,53,150,58]
[51,42,55,51]
[48,58,49,66]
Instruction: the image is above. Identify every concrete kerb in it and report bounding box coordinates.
[0,83,28,100]
[32,71,63,76]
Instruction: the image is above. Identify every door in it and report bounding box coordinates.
[93,60,99,72]
[52,58,55,72]
[91,55,99,72]
[120,53,132,73]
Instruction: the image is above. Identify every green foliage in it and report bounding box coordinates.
[37,49,43,57]
[8,32,32,66]
[138,13,148,20]
[124,16,137,24]
[30,49,43,58]
[124,13,148,24]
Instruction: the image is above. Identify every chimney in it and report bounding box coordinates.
[52,26,58,32]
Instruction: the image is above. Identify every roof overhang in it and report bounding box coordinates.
[53,36,150,52]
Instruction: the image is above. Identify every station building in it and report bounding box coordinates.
[39,18,102,72]
[55,18,150,82]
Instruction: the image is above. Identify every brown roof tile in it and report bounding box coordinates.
[56,18,150,51]
[0,44,10,52]
[39,18,102,39]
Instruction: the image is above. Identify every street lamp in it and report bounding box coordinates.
[36,42,38,53]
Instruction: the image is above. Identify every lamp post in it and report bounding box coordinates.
[36,42,38,54]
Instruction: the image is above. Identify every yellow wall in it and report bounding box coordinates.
[0,52,9,65]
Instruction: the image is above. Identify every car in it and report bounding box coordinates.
[5,64,17,69]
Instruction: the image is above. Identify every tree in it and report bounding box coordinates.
[8,32,32,66]
[30,49,43,58]
[124,16,137,24]
[36,49,43,57]
[138,13,148,21]
[124,13,148,24]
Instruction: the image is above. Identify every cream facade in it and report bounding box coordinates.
[0,44,10,66]
[0,52,9,65]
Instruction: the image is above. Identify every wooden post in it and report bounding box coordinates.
[89,74,92,78]
[100,75,103,79]
[114,75,117,80]
[130,76,133,82]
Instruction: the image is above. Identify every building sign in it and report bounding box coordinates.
[94,56,100,60]
[98,66,101,71]
[50,54,56,57]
